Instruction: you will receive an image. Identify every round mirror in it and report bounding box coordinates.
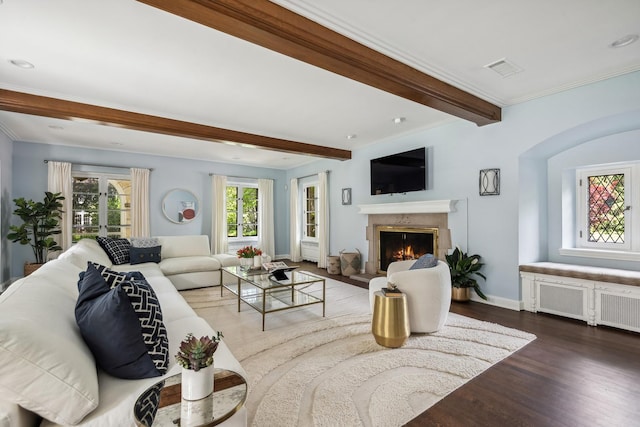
[162,189,199,224]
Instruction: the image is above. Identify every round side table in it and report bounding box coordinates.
[133,368,246,427]
[371,291,410,348]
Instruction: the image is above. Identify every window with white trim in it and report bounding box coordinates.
[303,183,318,240]
[72,173,131,242]
[576,163,638,252]
[226,183,259,241]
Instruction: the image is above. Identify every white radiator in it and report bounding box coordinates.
[597,290,640,333]
[522,269,640,333]
[537,281,588,322]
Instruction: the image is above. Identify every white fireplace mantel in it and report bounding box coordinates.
[357,200,457,215]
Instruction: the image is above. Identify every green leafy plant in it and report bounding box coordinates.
[445,247,487,300]
[7,191,65,264]
[175,332,224,371]
[236,245,262,258]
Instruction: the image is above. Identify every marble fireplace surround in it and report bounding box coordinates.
[359,200,456,275]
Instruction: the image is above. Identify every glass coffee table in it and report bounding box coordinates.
[133,368,246,427]
[221,266,326,331]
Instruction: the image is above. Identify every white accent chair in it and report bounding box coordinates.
[369,260,452,333]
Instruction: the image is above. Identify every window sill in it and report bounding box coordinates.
[559,248,640,262]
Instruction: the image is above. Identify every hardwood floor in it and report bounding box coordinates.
[295,261,640,427]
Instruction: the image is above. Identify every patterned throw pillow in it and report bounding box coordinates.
[121,279,169,374]
[130,237,160,248]
[75,263,169,379]
[409,253,439,270]
[96,237,131,265]
[88,262,145,288]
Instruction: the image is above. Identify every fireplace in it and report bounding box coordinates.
[360,200,456,275]
[377,226,438,272]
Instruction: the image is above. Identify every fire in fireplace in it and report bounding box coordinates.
[377,226,438,272]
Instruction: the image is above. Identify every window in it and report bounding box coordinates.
[576,164,636,252]
[72,173,131,242]
[226,184,259,240]
[303,184,318,240]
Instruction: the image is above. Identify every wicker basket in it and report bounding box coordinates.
[339,249,361,276]
[326,256,341,275]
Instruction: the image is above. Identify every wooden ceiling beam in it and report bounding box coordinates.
[137,0,501,126]
[0,89,352,161]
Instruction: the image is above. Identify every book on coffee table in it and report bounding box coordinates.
[262,261,289,271]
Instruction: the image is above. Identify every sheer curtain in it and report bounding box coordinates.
[130,168,150,237]
[289,178,302,262]
[258,178,275,259]
[317,172,329,268]
[211,175,228,254]
[47,161,72,254]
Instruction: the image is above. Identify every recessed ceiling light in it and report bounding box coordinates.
[48,125,64,130]
[393,117,406,124]
[610,34,639,48]
[9,59,34,69]
[346,134,357,140]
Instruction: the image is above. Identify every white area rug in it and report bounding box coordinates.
[182,275,536,427]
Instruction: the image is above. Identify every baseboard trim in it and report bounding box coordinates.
[469,293,522,311]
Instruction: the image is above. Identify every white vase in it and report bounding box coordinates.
[180,396,214,426]
[253,255,262,268]
[240,258,252,269]
[181,364,215,401]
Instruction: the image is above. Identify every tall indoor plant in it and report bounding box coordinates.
[445,247,487,301]
[8,191,65,275]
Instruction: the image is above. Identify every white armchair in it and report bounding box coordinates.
[369,260,452,333]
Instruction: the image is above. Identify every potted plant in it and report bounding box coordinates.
[175,332,223,400]
[7,191,65,276]
[445,247,487,301]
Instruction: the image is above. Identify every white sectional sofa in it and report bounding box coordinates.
[155,235,240,290]
[0,238,246,427]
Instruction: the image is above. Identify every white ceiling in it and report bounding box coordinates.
[1,0,639,169]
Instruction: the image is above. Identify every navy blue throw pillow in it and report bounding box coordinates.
[409,254,438,270]
[75,263,169,379]
[88,262,145,288]
[130,246,162,265]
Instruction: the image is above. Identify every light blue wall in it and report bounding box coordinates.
[6,71,640,303]
[547,128,640,269]
[10,143,287,276]
[289,71,640,304]
[0,132,12,283]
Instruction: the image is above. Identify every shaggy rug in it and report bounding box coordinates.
[183,279,536,427]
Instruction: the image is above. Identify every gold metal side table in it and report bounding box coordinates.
[371,291,410,348]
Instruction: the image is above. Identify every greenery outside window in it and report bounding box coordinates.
[576,164,636,252]
[303,184,318,240]
[72,173,131,242]
[226,184,259,240]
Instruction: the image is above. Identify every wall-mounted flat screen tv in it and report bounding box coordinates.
[370,147,426,195]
